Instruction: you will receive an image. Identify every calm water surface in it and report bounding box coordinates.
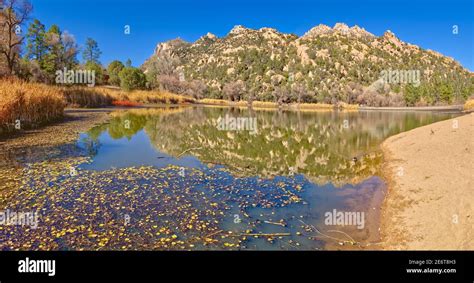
[71,106,457,249]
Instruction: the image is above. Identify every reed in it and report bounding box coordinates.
[0,79,65,135]
[95,87,195,105]
[198,98,359,110]
[62,86,113,108]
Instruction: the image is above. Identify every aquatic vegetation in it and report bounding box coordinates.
[0,107,458,251]
[0,155,309,250]
[0,79,65,135]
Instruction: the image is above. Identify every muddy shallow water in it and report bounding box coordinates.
[0,106,459,250]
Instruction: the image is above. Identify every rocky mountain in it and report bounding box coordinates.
[143,23,473,106]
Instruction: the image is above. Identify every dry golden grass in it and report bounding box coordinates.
[62,86,195,108]
[198,99,277,108]
[198,98,230,105]
[62,86,113,108]
[110,107,187,118]
[336,102,359,110]
[293,102,333,109]
[198,99,359,110]
[251,101,278,108]
[0,79,65,135]
[95,87,195,105]
[463,99,474,111]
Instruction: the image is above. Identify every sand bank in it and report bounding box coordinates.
[381,113,473,250]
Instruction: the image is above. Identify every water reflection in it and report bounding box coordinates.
[81,107,457,185]
[0,106,459,250]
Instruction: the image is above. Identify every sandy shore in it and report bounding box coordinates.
[381,113,473,250]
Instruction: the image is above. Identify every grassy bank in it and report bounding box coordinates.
[1,80,195,135]
[0,79,65,135]
[64,87,195,108]
[198,98,359,110]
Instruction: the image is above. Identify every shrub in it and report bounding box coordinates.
[84,61,104,85]
[185,80,207,99]
[439,83,454,104]
[404,84,421,106]
[156,74,185,94]
[107,60,124,86]
[463,98,474,111]
[119,67,147,91]
[223,81,245,101]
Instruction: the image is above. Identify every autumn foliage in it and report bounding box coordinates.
[0,78,65,135]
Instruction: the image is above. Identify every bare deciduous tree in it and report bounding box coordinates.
[246,86,256,107]
[157,74,184,94]
[0,0,32,75]
[185,80,207,99]
[292,82,310,104]
[223,81,245,101]
[272,86,290,107]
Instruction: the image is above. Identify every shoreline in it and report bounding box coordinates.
[359,105,464,112]
[380,113,473,250]
[0,108,111,156]
[0,106,471,250]
[2,103,467,141]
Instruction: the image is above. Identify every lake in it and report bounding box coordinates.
[0,106,459,250]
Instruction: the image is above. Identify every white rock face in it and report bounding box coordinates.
[302,24,331,38]
[333,23,350,34]
[229,25,249,35]
[302,23,374,38]
[154,38,187,55]
[382,30,404,49]
[206,32,217,39]
[350,25,375,38]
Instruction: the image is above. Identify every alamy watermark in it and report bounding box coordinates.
[324,209,365,229]
[18,257,55,277]
[216,114,257,134]
[0,209,40,229]
[55,67,95,87]
[380,69,420,87]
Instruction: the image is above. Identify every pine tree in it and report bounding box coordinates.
[26,19,47,62]
[82,37,101,64]
[41,25,63,80]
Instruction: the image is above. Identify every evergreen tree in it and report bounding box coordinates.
[85,60,104,84]
[33,24,79,82]
[82,37,101,64]
[107,60,124,86]
[41,25,64,80]
[404,84,421,106]
[439,83,454,104]
[26,19,47,62]
[119,66,147,91]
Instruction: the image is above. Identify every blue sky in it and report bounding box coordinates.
[31,0,473,70]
